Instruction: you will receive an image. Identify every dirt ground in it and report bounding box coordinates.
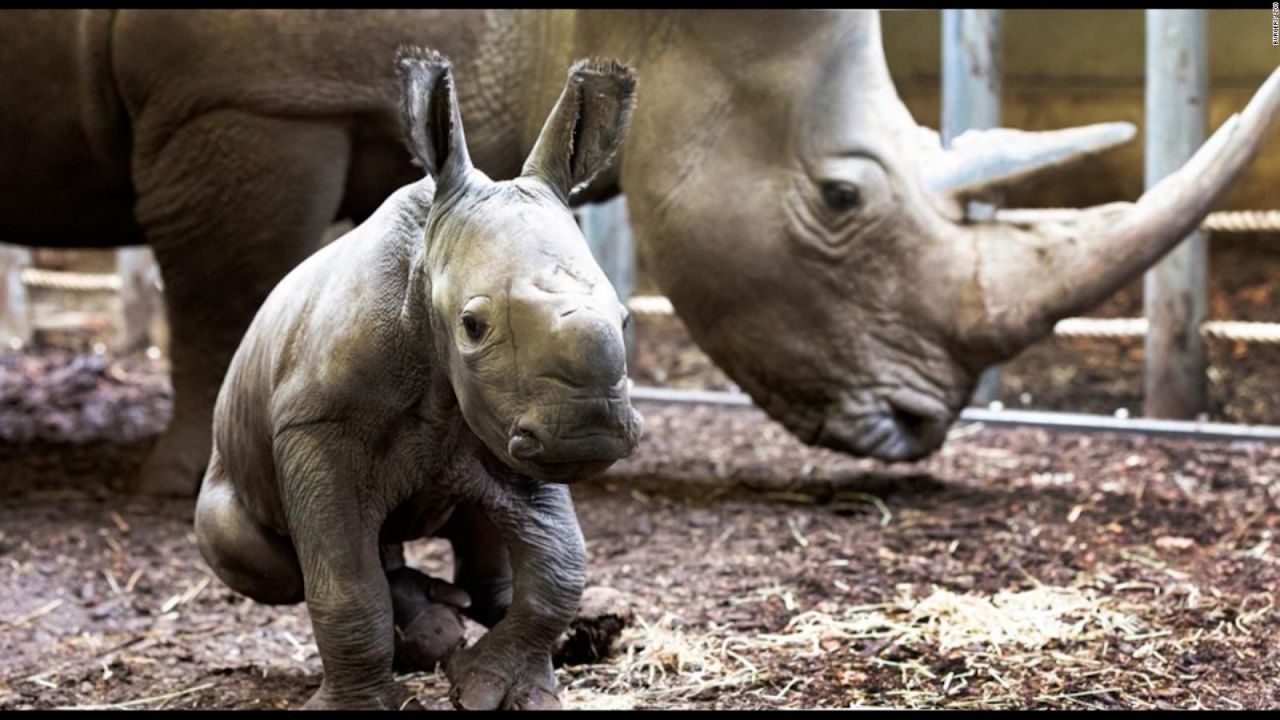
[1,231,1278,709]
[2,352,1279,709]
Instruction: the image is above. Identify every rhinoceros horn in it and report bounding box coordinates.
[923,122,1137,205]
[966,66,1280,356]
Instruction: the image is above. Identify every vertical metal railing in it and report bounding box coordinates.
[0,245,32,351]
[578,195,638,369]
[1143,9,1209,419]
[115,248,165,355]
[941,9,1005,406]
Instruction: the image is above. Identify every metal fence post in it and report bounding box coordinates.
[1143,10,1208,419]
[0,244,32,351]
[578,194,638,369]
[115,247,166,356]
[942,9,1004,406]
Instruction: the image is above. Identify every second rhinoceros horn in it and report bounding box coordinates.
[922,122,1137,207]
[969,67,1280,356]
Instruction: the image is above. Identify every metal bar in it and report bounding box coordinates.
[629,385,1280,444]
[1144,10,1209,420]
[957,407,1280,443]
[115,247,165,355]
[632,386,754,408]
[578,194,637,369]
[942,8,1004,405]
[0,244,32,351]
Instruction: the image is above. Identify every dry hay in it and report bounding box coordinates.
[523,576,1272,709]
[559,612,762,709]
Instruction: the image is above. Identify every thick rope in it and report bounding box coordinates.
[1053,317,1280,344]
[21,206,1280,341]
[627,299,1280,345]
[1200,210,1280,234]
[994,208,1280,233]
[20,268,121,293]
[624,207,1280,343]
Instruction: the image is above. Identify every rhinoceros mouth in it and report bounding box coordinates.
[810,389,953,462]
[506,406,643,483]
[522,457,618,484]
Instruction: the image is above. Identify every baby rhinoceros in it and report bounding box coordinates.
[193,47,644,710]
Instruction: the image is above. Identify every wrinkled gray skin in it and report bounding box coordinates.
[193,51,643,710]
[2,11,1277,493]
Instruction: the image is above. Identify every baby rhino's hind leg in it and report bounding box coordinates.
[194,455,304,605]
[383,545,471,672]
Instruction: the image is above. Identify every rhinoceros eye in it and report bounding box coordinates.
[461,314,486,341]
[820,181,861,212]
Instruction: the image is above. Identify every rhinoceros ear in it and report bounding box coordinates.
[396,45,472,195]
[522,58,637,203]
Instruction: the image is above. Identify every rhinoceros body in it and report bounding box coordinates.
[3,10,1277,494]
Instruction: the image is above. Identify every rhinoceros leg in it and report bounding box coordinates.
[443,484,584,711]
[439,502,514,628]
[440,503,630,668]
[274,426,416,710]
[193,450,304,605]
[130,110,351,496]
[380,543,471,672]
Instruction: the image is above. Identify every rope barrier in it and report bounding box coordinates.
[18,207,1280,343]
[626,295,675,317]
[1052,317,1280,344]
[20,268,121,293]
[626,297,1280,345]
[1200,210,1280,234]
[994,208,1280,233]
[625,296,1280,345]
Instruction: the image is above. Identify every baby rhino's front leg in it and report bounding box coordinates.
[276,428,415,711]
[445,482,586,710]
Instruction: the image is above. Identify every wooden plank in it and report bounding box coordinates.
[1143,10,1208,419]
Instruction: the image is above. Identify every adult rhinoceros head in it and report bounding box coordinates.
[618,10,1280,461]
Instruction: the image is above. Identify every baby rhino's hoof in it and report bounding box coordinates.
[445,643,560,710]
[394,602,467,673]
[387,567,471,673]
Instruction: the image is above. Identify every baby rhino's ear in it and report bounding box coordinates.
[521,58,638,203]
[396,45,473,196]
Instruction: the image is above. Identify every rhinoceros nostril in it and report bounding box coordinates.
[885,397,950,455]
[891,405,929,438]
[508,430,544,460]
